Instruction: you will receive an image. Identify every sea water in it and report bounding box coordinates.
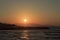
[0,28,60,40]
[0,30,47,40]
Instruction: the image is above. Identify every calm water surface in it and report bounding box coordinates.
[0,30,47,40]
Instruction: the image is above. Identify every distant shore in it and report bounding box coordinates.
[0,23,60,30]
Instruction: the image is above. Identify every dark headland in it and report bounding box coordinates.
[0,23,59,30]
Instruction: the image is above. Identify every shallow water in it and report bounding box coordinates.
[0,29,60,40]
[0,30,47,40]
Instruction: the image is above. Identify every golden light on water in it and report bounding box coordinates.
[21,30,29,40]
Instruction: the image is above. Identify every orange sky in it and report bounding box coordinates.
[0,0,60,26]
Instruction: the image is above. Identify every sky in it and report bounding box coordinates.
[0,0,60,26]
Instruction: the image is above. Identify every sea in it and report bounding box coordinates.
[0,30,47,40]
[0,27,60,40]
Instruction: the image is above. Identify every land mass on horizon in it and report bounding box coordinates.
[0,23,60,30]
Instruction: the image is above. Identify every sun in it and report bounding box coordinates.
[24,18,27,23]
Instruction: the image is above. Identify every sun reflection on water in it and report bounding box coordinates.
[21,30,29,40]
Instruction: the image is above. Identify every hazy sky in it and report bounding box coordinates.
[0,0,60,25]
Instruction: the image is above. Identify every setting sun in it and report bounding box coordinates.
[24,18,27,23]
